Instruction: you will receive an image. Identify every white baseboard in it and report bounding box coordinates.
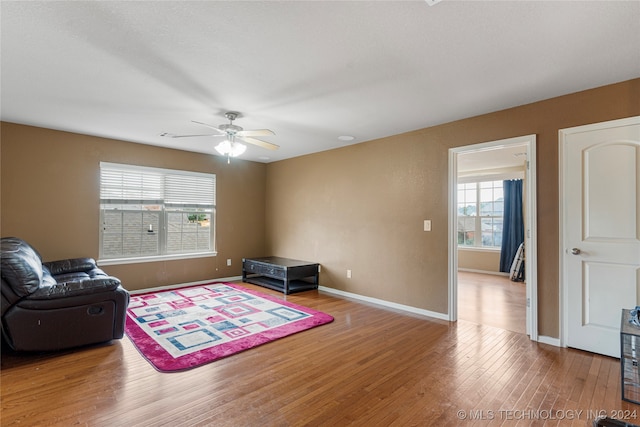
[537,335,561,347]
[129,275,242,295]
[318,286,449,321]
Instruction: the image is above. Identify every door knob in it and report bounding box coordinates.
[571,248,581,255]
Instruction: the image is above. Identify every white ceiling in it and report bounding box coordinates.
[2,1,639,163]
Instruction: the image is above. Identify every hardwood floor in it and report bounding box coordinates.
[458,271,527,334]
[2,282,636,426]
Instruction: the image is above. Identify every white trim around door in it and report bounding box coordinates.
[448,135,538,341]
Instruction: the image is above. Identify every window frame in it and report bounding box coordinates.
[98,162,217,266]
[456,178,504,250]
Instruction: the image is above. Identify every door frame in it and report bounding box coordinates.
[559,116,640,349]
[448,134,538,340]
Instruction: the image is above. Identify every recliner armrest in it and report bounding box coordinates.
[43,258,97,275]
[27,277,121,300]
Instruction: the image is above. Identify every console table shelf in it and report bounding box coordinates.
[621,309,640,405]
[242,257,319,295]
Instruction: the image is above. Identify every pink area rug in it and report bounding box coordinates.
[125,282,333,372]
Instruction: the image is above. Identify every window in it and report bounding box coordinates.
[99,162,216,263]
[457,180,503,248]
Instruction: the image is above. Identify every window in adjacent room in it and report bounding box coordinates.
[457,180,504,248]
[99,162,216,264]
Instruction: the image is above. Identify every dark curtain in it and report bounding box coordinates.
[499,179,524,273]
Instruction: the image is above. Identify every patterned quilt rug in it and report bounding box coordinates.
[125,282,334,372]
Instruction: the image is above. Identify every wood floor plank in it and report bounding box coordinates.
[458,271,526,334]
[2,281,636,426]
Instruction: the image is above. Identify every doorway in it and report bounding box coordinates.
[448,135,538,340]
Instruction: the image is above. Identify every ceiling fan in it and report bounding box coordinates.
[161,112,278,163]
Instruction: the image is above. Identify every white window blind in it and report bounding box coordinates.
[164,173,215,208]
[99,162,216,262]
[100,168,163,204]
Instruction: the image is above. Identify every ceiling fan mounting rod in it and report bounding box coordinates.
[219,111,243,134]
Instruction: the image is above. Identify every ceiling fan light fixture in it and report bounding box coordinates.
[215,140,247,157]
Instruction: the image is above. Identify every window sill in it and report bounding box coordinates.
[457,246,500,253]
[98,251,217,266]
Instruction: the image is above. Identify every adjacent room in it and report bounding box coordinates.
[456,143,530,335]
[2,1,640,425]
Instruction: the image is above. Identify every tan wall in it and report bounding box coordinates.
[458,249,501,273]
[0,123,267,291]
[265,78,640,338]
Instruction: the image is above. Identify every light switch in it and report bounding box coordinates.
[424,220,432,232]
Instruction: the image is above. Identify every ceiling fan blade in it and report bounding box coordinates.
[236,129,275,137]
[162,133,224,139]
[239,137,280,151]
[191,120,226,134]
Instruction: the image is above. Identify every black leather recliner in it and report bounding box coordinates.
[1,237,129,351]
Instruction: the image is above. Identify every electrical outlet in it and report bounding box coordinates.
[347,269,352,279]
[226,259,232,266]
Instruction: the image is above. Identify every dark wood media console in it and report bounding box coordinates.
[242,256,320,294]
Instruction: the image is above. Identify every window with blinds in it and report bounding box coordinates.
[99,162,216,262]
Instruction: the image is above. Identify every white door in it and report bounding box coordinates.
[561,116,640,358]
